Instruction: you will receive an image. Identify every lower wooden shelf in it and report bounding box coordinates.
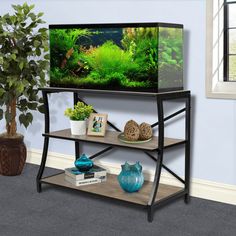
[41,173,183,206]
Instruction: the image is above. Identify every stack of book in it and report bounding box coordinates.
[64,165,107,186]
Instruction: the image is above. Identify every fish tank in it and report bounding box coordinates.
[49,23,184,93]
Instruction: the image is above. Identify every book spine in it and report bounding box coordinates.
[85,171,106,179]
[65,176,106,186]
[76,178,101,186]
[65,170,106,180]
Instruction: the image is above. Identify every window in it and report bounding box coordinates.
[224,0,236,81]
[206,0,236,99]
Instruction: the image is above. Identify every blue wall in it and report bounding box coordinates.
[1,0,236,185]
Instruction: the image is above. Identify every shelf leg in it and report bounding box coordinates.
[36,137,49,193]
[184,95,191,204]
[73,92,80,159]
[184,193,190,204]
[147,206,154,223]
[147,98,164,222]
[36,90,50,193]
[75,141,80,159]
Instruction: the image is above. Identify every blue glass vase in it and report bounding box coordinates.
[117,162,144,193]
[74,153,93,172]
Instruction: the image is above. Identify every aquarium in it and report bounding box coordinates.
[49,23,184,93]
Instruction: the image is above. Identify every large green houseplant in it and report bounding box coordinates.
[0,3,49,175]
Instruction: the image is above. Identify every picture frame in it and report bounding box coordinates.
[87,113,108,136]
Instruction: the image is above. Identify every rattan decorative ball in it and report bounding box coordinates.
[139,122,153,140]
[124,120,140,141]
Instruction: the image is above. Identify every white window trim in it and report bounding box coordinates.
[206,0,236,99]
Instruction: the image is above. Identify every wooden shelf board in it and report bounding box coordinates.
[41,173,183,206]
[43,129,185,151]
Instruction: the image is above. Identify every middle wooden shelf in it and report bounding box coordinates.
[43,129,185,151]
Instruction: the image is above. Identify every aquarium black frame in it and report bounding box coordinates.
[49,22,184,93]
[36,87,191,223]
[49,22,183,30]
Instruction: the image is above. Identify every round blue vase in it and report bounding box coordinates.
[74,153,93,172]
[117,162,144,193]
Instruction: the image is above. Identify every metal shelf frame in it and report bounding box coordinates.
[36,88,191,222]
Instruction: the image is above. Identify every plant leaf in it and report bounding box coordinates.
[0,88,5,97]
[19,114,27,126]
[28,102,38,110]
[38,12,44,18]
[11,54,16,60]
[37,104,45,113]
[26,112,33,123]
[19,113,32,128]
[19,61,24,70]
[44,54,50,60]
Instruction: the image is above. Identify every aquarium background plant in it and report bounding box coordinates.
[50,24,183,92]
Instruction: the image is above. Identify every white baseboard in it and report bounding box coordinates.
[27,148,236,206]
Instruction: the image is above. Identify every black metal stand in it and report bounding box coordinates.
[36,88,191,222]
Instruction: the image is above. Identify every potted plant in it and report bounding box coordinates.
[0,3,49,175]
[65,102,93,135]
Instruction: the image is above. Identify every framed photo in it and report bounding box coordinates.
[87,113,108,136]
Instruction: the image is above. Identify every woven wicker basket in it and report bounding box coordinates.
[0,135,26,176]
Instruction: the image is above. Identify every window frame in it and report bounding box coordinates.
[206,0,236,99]
[223,0,236,81]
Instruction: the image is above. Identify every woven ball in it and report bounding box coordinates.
[124,120,140,141]
[139,122,153,140]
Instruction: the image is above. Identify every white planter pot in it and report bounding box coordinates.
[70,120,86,135]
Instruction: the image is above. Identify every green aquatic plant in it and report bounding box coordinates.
[158,28,183,69]
[50,28,91,55]
[122,26,183,82]
[105,72,126,87]
[51,74,110,88]
[50,67,69,80]
[82,41,139,79]
[121,77,153,88]
[66,50,88,73]
[134,38,159,76]
[50,28,91,68]
[50,74,152,89]
[121,27,159,82]
[122,27,158,52]
[157,28,183,88]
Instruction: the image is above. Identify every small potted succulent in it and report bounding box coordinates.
[64,102,93,135]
